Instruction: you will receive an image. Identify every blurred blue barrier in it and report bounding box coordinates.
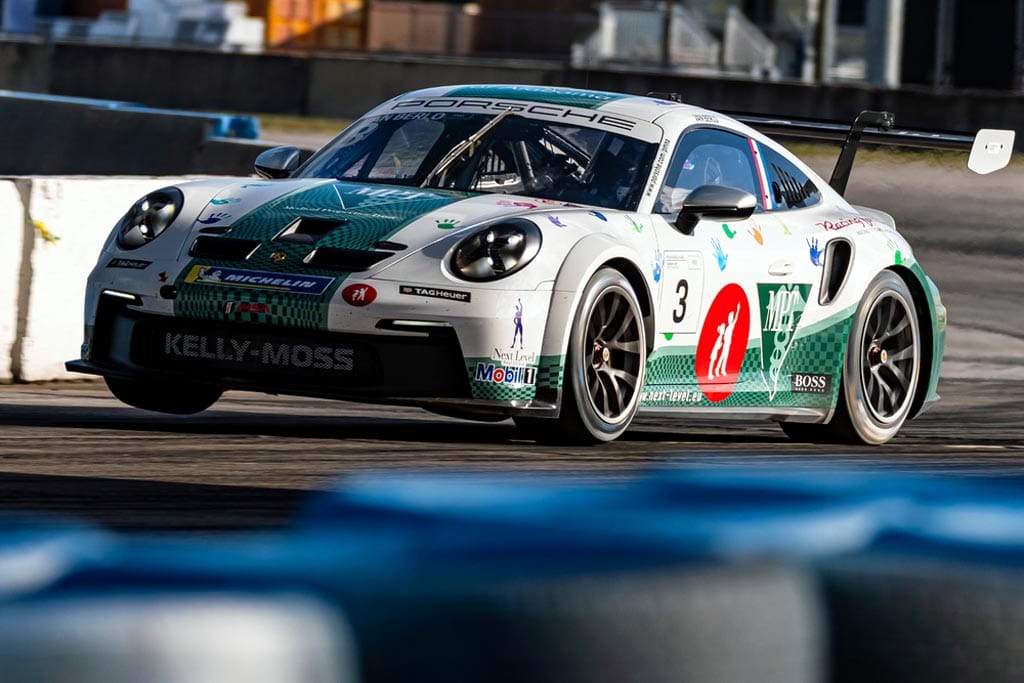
[5,469,1024,682]
[0,89,261,139]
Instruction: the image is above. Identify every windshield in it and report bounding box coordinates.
[298,112,658,211]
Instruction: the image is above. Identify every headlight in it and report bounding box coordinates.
[116,187,184,250]
[450,219,542,282]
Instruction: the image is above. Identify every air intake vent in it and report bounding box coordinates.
[274,217,347,245]
[189,236,261,261]
[303,247,393,271]
[819,238,853,305]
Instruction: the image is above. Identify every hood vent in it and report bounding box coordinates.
[304,247,393,271]
[274,216,348,245]
[189,236,261,261]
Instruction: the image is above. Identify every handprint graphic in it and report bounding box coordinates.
[712,238,728,271]
[749,226,764,246]
[807,238,823,266]
[197,212,231,225]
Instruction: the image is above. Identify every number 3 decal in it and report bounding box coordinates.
[672,279,689,323]
[658,251,705,335]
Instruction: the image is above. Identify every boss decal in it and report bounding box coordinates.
[107,258,152,270]
[696,283,750,403]
[184,266,335,295]
[791,373,832,394]
[399,285,471,303]
[758,283,812,400]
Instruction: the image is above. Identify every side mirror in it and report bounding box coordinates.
[254,146,301,179]
[674,185,757,235]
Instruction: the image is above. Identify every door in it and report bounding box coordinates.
[647,127,804,408]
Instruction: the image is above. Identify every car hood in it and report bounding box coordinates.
[171,178,581,329]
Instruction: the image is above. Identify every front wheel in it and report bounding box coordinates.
[783,270,921,445]
[516,267,647,444]
[105,377,222,415]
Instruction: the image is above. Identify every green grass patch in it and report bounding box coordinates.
[259,114,352,135]
[785,140,1023,168]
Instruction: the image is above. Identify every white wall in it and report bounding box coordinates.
[0,181,24,383]
[4,177,185,382]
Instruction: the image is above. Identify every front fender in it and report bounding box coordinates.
[540,233,651,361]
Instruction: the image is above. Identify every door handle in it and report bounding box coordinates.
[768,259,794,276]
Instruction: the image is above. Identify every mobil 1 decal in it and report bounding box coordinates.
[696,283,750,403]
[757,283,812,400]
[657,251,704,338]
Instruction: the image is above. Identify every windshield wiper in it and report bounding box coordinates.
[421,108,515,188]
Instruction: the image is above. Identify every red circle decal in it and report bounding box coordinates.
[342,283,377,307]
[696,283,750,403]
[493,368,506,383]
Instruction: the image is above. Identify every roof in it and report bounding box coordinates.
[397,84,708,124]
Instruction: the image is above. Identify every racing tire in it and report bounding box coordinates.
[782,271,921,445]
[346,564,824,683]
[105,377,222,415]
[516,267,647,444]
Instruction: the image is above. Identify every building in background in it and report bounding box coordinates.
[3,0,1022,92]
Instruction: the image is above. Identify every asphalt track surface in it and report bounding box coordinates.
[1,151,1022,531]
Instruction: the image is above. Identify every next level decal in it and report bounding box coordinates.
[758,283,812,401]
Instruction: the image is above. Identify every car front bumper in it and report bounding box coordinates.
[69,294,561,417]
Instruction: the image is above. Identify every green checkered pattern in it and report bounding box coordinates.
[175,182,469,329]
[536,356,565,391]
[640,313,853,410]
[443,85,628,109]
[465,355,564,402]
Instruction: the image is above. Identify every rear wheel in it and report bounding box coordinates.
[516,268,646,444]
[782,271,920,445]
[105,377,222,415]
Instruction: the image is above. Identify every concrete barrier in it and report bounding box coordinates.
[2,37,1022,148]
[0,181,24,383]
[0,97,278,176]
[5,177,187,382]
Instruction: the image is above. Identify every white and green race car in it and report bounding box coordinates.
[67,85,1015,444]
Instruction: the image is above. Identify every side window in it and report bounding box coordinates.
[759,145,821,210]
[655,128,762,214]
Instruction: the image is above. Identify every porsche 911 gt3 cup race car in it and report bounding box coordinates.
[67,85,1015,444]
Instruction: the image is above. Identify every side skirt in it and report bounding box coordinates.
[637,406,828,424]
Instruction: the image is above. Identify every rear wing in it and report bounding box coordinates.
[730,110,1016,196]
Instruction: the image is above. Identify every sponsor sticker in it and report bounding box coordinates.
[695,283,750,403]
[474,362,537,386]
[816,216,874,232]
[791,373,832,394]
[399,285,471,303]
[161,332,354,373]
[184,266,335,295]
[225,302,270,315]
[342,283,377,307]
[107,258,151,270]
[492,347,537,365]
[758,283,811,400]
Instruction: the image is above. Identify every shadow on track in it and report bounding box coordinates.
[0,472,304,531]
[0,402,789,446]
